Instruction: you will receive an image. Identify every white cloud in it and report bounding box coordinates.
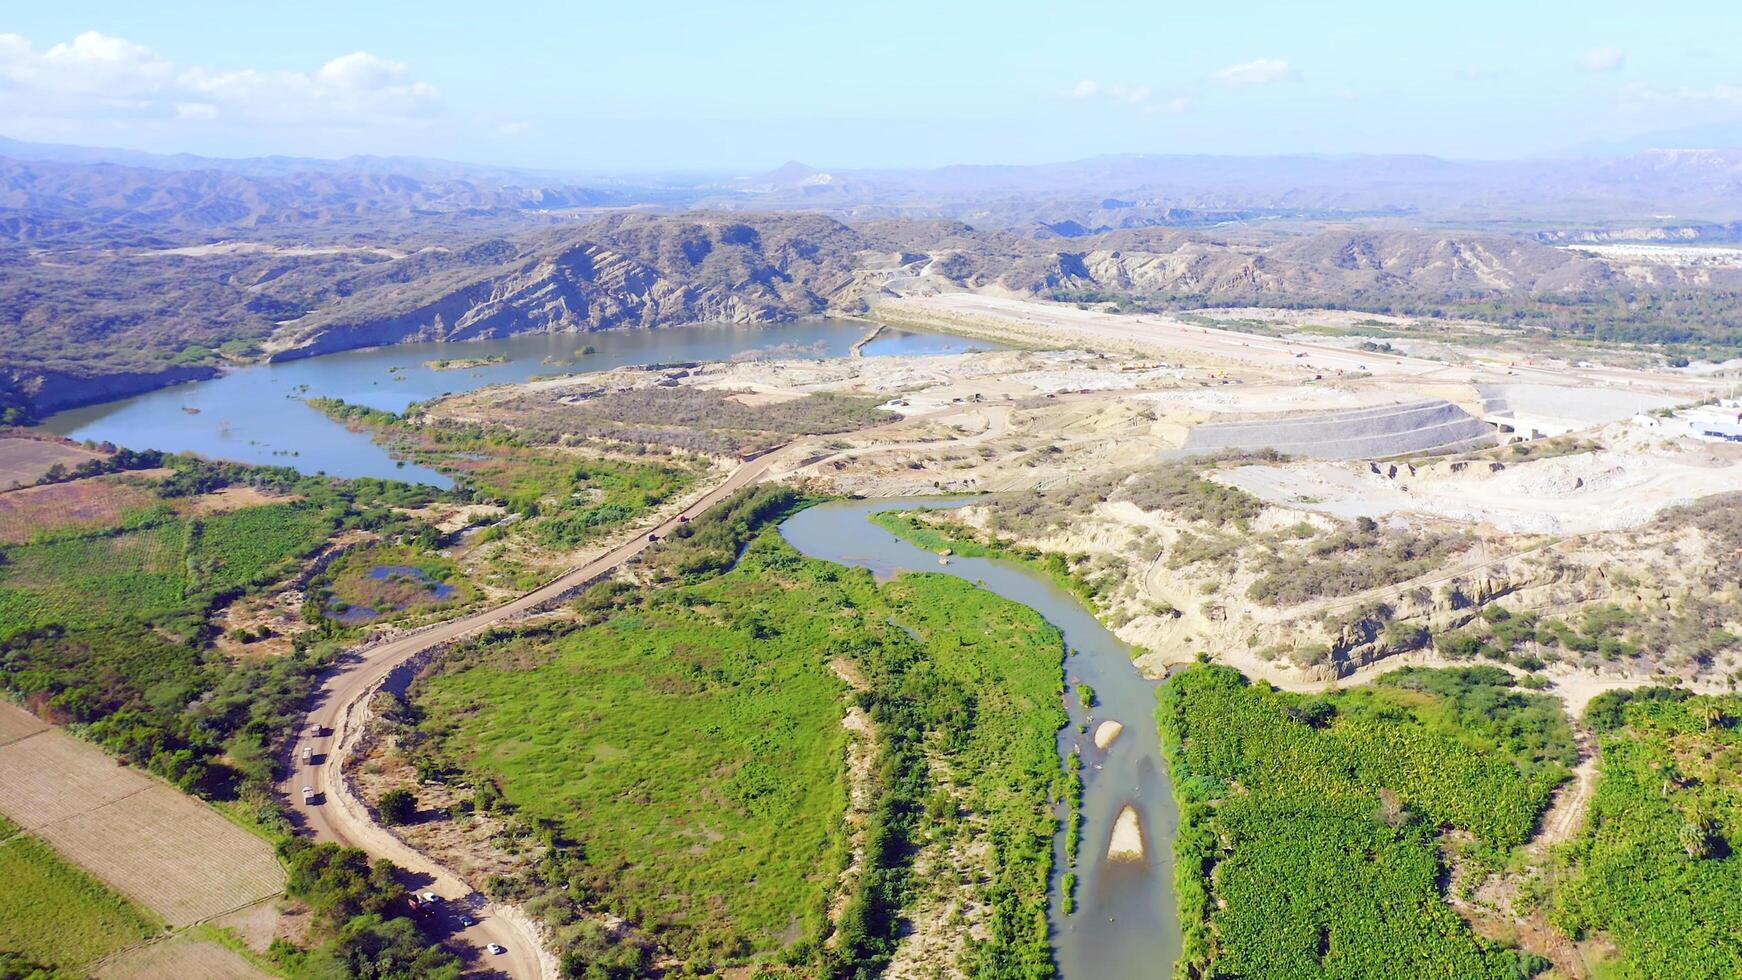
[1580,47,1626,72]
[0,31,439,131]
[317,51,408,91]
[1068,79,1153,106]
[1210,58,1294,86]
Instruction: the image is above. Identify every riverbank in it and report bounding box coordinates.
[783,497,1182,978]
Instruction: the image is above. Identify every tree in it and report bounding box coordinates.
[377,787,418,826]
[301,914,462,980]
[1679,812,1715,859]
[282,841,401,928]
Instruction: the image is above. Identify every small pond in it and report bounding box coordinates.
[326,564,457,623]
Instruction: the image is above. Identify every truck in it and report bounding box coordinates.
[301,786,314,803]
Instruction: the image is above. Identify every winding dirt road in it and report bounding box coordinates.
[279,452,784,980]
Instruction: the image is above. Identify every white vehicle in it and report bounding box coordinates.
[301,745,313,762]
[301,786,314,802]
[419,891,441,904]
[487,944,506,955]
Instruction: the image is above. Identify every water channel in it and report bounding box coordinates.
[39,318,989,487]
[780,497,1180,978]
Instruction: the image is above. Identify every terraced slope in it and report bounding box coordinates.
[1180,399,1495,459]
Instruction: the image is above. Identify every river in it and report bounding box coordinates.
[38,318,989,487]
[780,497,1180,979]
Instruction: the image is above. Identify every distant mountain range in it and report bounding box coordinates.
[4,137,1742,240]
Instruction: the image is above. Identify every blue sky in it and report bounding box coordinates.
[3,1,1741,172]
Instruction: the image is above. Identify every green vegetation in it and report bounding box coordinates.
[489,386,897,456]
[310,397,695,554]
[376,787,417,826]
[423,355,507,370]
[0,455,441,800]
[1052,285,1742,361]
[1159,664,1571,979]
[0,951,77,980]
[0,829,162,970]
[870,508,1103,606]
[1552,691,1742,978]
[411,489,1065,976]
[416,531,859,966]
[276,840,460,980]
[313,545,471,624]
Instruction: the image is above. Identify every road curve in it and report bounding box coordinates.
[279,452,784,980]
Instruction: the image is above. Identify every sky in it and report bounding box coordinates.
[3,0,1741,173]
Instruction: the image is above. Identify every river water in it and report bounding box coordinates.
[780,497,1180,979]
[38,318,988,487]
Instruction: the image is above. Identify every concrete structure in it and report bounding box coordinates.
[1178,399,1495,460]
[1680,404,1742,443]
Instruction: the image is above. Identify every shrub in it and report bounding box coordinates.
[377,788,417,826]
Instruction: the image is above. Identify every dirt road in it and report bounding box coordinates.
[279,452,784,980]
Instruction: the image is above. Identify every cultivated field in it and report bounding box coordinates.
[0,435,105,489]
[0,473,163,544]
[0,704,286,927]
[93,930,274,980]
[0,703,48,744]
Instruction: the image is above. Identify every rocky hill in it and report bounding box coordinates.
[269,213,879,358]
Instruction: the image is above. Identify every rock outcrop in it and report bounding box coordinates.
[270,213,879,360]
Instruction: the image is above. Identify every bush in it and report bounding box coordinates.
[377,788,417,826]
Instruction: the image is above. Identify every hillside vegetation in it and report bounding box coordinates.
[1553,690,1742,978]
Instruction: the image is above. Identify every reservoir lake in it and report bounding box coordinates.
[41,318,988,487]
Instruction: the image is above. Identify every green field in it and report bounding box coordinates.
[417,538,856,962]
[1159,664,1573,979]
[0,831,162,969]
[1554,691,1742,978]
[414,497,1066,974]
